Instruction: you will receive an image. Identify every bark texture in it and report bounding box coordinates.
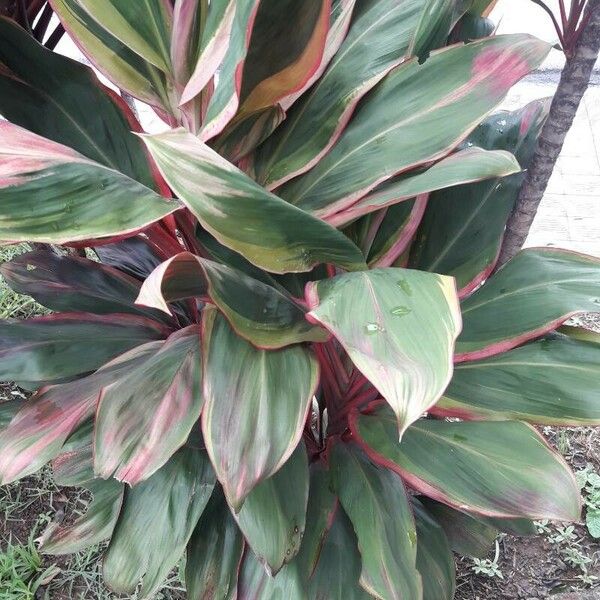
[496,0,600,268]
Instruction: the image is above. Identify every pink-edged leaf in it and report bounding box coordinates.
[0,122,180,244]
[306,269,461,437]
[456,248,600,362]
[202,308,318,511]
[368,195,429,268]
[235,0,331,117]
[178,0,237,105]
[351,404,582,521]
[0,342,161,484]
[42,436,124,555]
[279,0,357,111]
[136,252,328,349]
[0,250,174,325]
[199,0,261,141]
[253,0,428,189]
[0,312,171,385]
[94,326,203,485]
[279,34,550,218]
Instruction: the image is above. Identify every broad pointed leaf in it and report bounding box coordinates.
[330,442,422,600]
[0,251,173,324]
[0,123,179,244]
[0,400,20,430]
[103,448,215,599]
[412,499,455,600]
[94,236,164,281]
[202,310,317,509]
[43,440,124,555]
[178,0,237,104]
[279,35,550,216]
[137,252,327,348]
[186,487,244,600]
[0,342,161,484]
[0,313,169,385]
[307,505,372,600]
[435,334,600,425]
[352,406,582,520]
[327,147,520,226]
[236,0,330,115]
[456,248,600,361]
[410,100,549,294]
[254,0,428,188]
[50,0,172,109]
[306,269,461,436]
[0,19,161,191]
[141,128,366,273]
[95,326,203,484]
[76,0,173,71]
[199,0,261,140]
[235,442,309,575]
[279,0,358,111]
[236,461,337,597]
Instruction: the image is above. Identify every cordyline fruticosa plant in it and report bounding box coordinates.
[0,1,598,598]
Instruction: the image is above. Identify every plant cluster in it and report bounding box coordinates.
[0,1,599,599]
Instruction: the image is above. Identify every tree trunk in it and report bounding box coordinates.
[495,0,600,269]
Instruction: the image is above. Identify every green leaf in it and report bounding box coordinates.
[410,100,549,293]
[236,0,330,115]
[419,498,498,558]
[141,128,366,273]
[76,0,173,71]
[328,147,520,227]
[254,0,437,188]
[103,447,215,599]
[279,35,550,217]
[137,252,328,348]
[586,508,600,539]
[0,123,179,245]
[202,309,317,509]
[306,268,461,437]
[0,18,159,190]
[307,505,372,600]
[352,406,582,521]
[177,0,236,103]
[235,442,309,575]
[186,487,244,600]
[0,342,161,484]
[0,313,169,385]
[43,439,124,555]
[50,0,171,109]
[456,248,600,360]
[412,499,455,600]
[435,334,600,425]
[199,0,261,140]
[236,461,337,597]
[0,250,173,325]
[0,400,20,430]
[94,326,203,485]
[330,442,422,600]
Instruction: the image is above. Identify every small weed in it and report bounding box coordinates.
[472,540,503,579]
[534,519,551,535]
[549,525,577,545]
[576,464,600,539]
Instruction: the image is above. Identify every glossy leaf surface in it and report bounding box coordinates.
[137,252,328,348]
[235,443,309,575]
[410,100,549,293]
[436,335,600,425]
[330,442,422,599]
[202,310,317,509]
[0,123,179,244]
[103,448,215,599]
[279,35,549,217]
[306,269,461,436]
[456,248,600,360]
[95,326,202,484]
[352,406,582,520]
